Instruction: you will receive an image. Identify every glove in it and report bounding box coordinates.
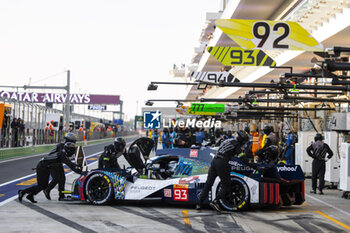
[256,166,265,174]
[74,166,83,174]
[81,171,88,176]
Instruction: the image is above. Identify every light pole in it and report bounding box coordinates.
[65,70,70,128]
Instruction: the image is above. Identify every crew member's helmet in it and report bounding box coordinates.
[114,137,126,152]
[64,142,77,156]
[64,132,78,143]
[314,133,323,141]
[263,125,272,135]
[237,130,249,144]
[261,145,280,163]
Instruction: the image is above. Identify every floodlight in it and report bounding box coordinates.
[145,101,154,106]
[176,102,184,107]
[197,83,208,90]
[147,83,158,91]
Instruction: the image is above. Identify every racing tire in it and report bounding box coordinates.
[85,173,114,205]
[217,177,250,211]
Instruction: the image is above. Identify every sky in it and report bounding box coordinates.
[0,0,221,121]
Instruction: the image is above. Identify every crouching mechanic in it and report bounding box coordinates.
[18,142,83,203]
[196,130,249,212]
[98,137,126,169]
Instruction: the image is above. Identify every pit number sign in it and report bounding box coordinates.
[207,47,276,67]
[190,103,225,113]
[192,71,238,83]
[215,19,323,51]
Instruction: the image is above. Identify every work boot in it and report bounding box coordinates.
[18,190,24,203]
[43,189,51,200]
[26,194,37,203]
[310,190,316,194]
[209,200,221,213]
[58,194,66,201]
[195,204,203,210]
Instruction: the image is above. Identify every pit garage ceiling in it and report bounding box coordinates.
[199,0,298,71]
[186,0,302,99]
[227,25,350,98]
[186,0,350,100]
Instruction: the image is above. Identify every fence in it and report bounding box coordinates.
[0,96,133,148]
[1,127,136,148]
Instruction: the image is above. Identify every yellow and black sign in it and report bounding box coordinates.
[216,19,323,51]
[207,46,276,67]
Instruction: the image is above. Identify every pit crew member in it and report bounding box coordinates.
[197,130,249,212]
[18,142,82,203]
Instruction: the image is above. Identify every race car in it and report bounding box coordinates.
[70,137,305,211]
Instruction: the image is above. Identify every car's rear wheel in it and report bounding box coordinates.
[85,173,113,205]
[218,177,250,211]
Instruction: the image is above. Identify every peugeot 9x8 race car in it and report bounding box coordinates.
[70,137,305,211]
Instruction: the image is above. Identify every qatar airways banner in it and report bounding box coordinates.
[0,91,120,105]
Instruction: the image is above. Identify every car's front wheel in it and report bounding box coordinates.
[217,177,250,211]
[85,173,113,205]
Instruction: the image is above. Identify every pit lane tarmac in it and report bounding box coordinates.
[1,143,350,232]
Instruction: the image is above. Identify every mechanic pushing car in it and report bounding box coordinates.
[18,142,83,203]
[196,130,249,212]
[98,137,126,169]
[44,132,78,201]
[307,133,333,195]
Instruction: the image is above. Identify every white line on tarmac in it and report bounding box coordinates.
[0,153,47,164]
[0,196,17,206]
[0,140,112,164]
[306,194,350,217]
[0,136,136,164]
[0,173,38,188]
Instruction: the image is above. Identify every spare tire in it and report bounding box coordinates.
[85,172,114,205]
[217,177,250,211]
